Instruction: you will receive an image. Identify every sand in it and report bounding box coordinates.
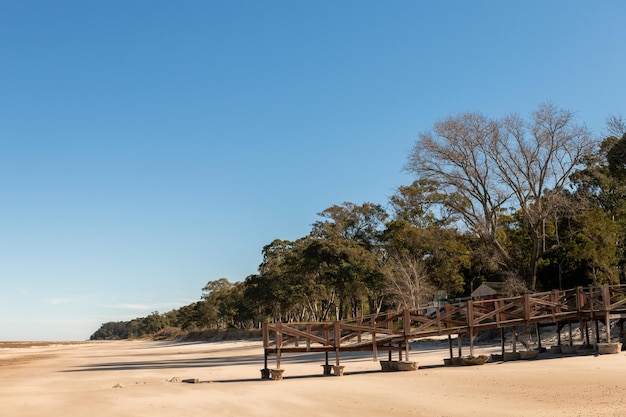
[1,339,625,417]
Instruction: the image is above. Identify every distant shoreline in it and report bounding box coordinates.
[0,341,91,349]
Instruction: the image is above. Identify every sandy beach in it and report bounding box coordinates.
[1,338,625,417]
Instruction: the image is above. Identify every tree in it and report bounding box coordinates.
[562,207,620,285]
[309,202,390,317]
[312,202,388,251]
[202,278,235,328]
[571,129,626,282]
[407,102,594,289]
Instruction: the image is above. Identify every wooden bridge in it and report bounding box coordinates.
[262,284,626,378]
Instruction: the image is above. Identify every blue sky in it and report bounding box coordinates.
[1,1,624,341]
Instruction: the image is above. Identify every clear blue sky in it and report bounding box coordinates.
[1,1,624,340]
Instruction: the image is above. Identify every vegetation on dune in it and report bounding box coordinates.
[90,104,626,341]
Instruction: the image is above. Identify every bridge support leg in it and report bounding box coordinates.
[457,334,463,357]
[536,324,542,350]
[568,322,573,346]
[500,328,505,361]
[405,338,410,361]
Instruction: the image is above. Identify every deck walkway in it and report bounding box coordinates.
[262,284,626,376]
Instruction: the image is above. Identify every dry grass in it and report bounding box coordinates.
[0,354,56,366]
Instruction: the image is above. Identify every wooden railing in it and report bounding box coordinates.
[263,284,626,368]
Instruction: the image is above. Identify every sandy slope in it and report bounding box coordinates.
[1,339,625,417]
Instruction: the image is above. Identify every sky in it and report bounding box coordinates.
[1,1,625,341]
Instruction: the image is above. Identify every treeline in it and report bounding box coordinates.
[91,103,626,340]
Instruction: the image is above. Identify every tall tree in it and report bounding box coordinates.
[407,102,594,289]
[202,278,235,328]
[310,202,389,317]
[571,128,626,282]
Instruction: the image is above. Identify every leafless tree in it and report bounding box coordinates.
[407,102,595,289]
[605,114,626,138]
[383,252,433,310]
[408,112,510,264]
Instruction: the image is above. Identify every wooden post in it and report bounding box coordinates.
[262,322,270,376]
[306,324,311,352]
[603,284,611,343]
[535,324,541,349]
[388,312,395,360]
[276,322,282,370]
[448,334,454,359]
[568,322,573,346]
[500,328,506,360]
[262,322,268,349]
[512,326,518,353]
[467,301,474,357]
[437,304,442,333]
[403,309,411,361]
[523,295,531,321]
[576,286,584,312]
[590,320,596,347]
[371,315,378,361]
[334,321,341,366]
[457,334,463,358]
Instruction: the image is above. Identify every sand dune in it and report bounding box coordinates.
[1,339,625,417]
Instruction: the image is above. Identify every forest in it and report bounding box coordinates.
[90,103,626,340]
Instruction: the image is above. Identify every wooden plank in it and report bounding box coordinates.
[277,325,331,346]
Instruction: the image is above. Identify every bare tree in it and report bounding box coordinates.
[605,114,626,139]
[383,252,433,310]
[407,103,595,289]
[407,112,512,269]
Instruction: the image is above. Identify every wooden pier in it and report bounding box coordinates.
[262,284,626,378]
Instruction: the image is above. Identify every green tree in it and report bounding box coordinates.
[202,278,235,328]
[310,202,389,317]
[571,129,626,282]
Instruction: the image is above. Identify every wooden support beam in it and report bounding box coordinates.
[306,324,311,352]
[467,301,474,357]
[536,323,542,350]
[568,322,573,346]
[603,284,612,343]
[371,315,377,361]
[334,321,341,366]
[403,309,411,361]
[500,328,505,360]
[276,322,282,370]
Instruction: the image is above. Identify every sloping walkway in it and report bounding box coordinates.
[262,284,626,374]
